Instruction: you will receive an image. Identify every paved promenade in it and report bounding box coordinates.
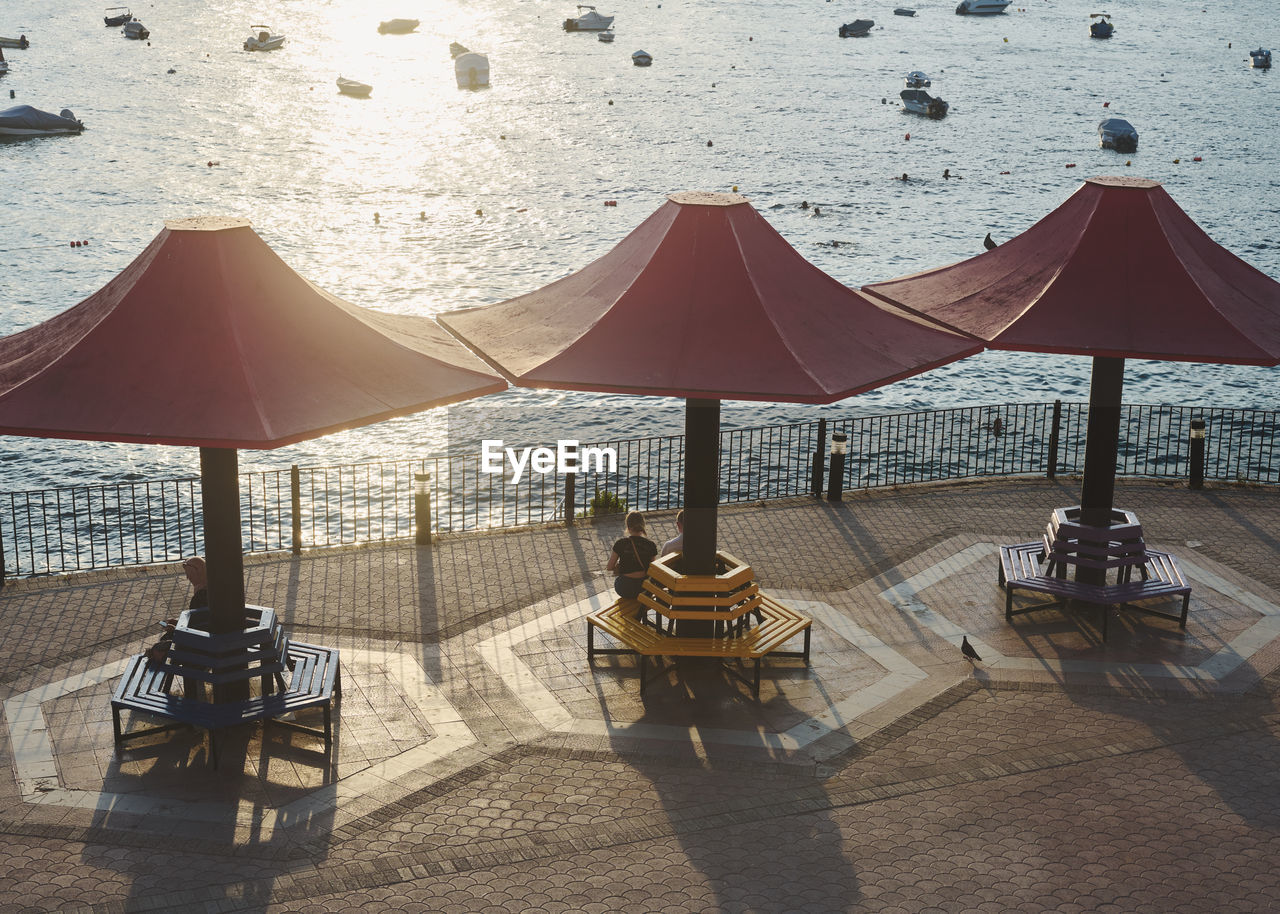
[2,477,1280,913]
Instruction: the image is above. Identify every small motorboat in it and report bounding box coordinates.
[1251,48,1272,69]
[563,6,614,31]
[900,88,948,118]
[103,7,132,26]
[336,77,372,97]
[598,30,615,42]
[378,19,419,34]
[1098,117,1138,152]
[244,26,285,51]
[454,51,490,88]
[0,105,84,136]
[894,8,917,16]
[631,49,652,66]
[0,35,30,49]
[904,70,931,88]
[838,19,874,37]
[1089,13,1114,38]
[122,20,149,39]
[955,0,1011,14]
[449,41,470,58]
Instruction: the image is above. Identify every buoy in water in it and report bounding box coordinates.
[475,208,483,215]
[1173,158,1181,164]
[905,133,910,140]
[707,140,713,146]
[1065,163,1077,168]
[374,212,380,222]
[1193,156,1203,162]
[732,185,738,192]
[604,200,617,206]
[1103,101,1110,107]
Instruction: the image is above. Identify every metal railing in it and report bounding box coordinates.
[2,401,1277,580]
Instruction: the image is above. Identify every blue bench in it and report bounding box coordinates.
[112,641,341,769]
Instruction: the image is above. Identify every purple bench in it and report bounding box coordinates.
[997,506,1192,641]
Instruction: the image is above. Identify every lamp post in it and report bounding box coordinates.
[1189,419,1206,490]
[414,472,433,545]
[826,432,848,501]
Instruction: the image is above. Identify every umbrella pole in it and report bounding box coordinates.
[1078,356,1125,584]
[199,447,248,637]
[681,398,720,637]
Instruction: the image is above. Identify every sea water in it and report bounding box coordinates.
[1,0,1278,491]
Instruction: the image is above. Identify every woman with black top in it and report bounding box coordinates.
[606,511,657,599]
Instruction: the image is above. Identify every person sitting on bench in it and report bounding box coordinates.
[606,511,657,600]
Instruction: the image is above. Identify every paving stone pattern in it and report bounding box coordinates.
[2,479,1280,912]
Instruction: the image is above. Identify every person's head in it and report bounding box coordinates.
[624,511,645,535]
[675,509,685,531]
[183,556,207,588]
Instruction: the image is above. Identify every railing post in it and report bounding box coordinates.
[414,472,433,545]
[290,465,302,555]
[0,513,6,588]
[1046,399,1062,479]
[1189,418,1206,489]
[811,418,827,497]
[564,443,577,526]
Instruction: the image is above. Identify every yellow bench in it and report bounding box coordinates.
[586,594,811,698]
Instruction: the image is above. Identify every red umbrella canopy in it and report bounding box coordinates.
[0,217,506,448]
[862,176,1280,365]
[439,192,981,403]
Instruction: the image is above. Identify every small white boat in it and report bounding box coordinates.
[0,105,84,136]
[838,20,874,37]
[454,52,490,88]
[904,70,931,89]
[632,49,652,66]
[1251,48,1272,69]
[103,7,131,26]
[378,19,419,34]
[122,19,149,39]
[449,41,470,58]
[244,26,285,51]
[1098,117,1138,152]
[955,0,1011,14]
[563,5,614,31]
[0,35,30,49]
[1089,13,1114,38]
[598,30,615,42]
[336,76,372,97]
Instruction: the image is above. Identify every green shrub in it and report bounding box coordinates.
[586,489,628,517]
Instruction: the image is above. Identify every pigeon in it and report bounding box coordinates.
[961,636,982,662]
[983,232,997,251]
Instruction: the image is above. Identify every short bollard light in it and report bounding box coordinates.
[414,472,433,544]
[826,432,848,501]
[1189,419,1206,490]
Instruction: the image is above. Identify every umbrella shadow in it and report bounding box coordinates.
[602,674,862,910]
[85,710,339,910]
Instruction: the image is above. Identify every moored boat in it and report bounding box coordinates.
[122,20,149,39]
[632,49,652,66]
[900,71,947,118]
[564,6,614,31]
[1251,48,1271,69]
[955,0,1011,14]
[894,8,917,16]
[598,30,615,42]
[336,76,372,97]
[103,7,132,26]
[378,19,419,34]
[1098,117,1138,152]
[0,105,84,136]
[1089,13,1114,38]
[838,19,874,37]
[454,52,490,88]
[0,35,30,49]
[244,26,285,51]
